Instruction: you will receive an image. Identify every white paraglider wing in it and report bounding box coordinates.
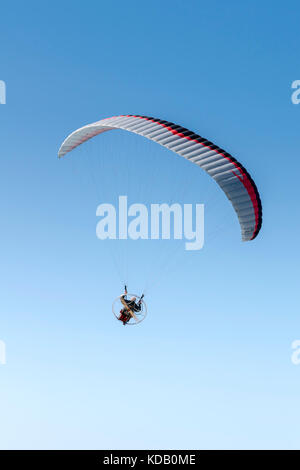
[58,115,262,241]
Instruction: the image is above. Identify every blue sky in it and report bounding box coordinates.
[1,0,300,449]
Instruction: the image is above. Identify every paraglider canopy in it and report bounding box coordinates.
[58,114,262,242]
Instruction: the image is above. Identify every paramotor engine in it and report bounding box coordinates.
[112,294,147,325]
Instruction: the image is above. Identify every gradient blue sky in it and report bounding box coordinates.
[1,0,300,450]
